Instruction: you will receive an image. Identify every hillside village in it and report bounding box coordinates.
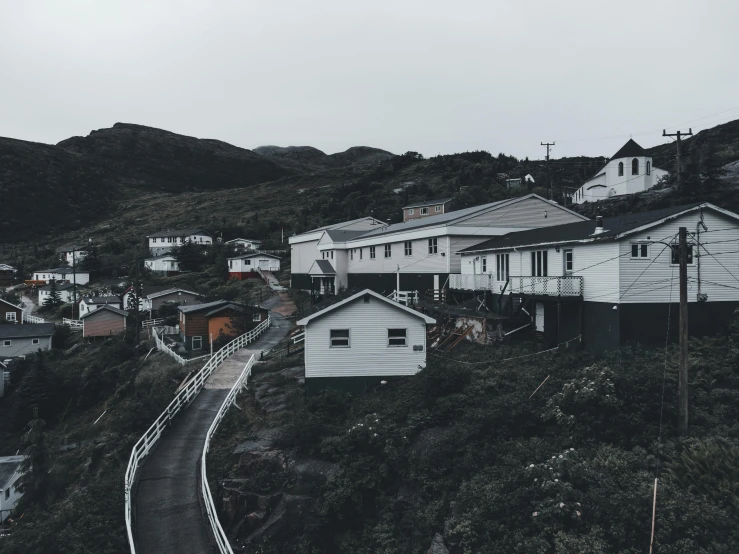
[2,128,739,553]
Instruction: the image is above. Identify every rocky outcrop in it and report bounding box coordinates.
[427,533,449,554]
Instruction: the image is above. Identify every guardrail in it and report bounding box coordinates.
[201,354,256,553]
[125,315,271,553]
[142,318,165,329]
[62,317,83,330]
[22,313,45,324]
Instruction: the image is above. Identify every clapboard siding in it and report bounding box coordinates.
[304,299,428,378]
[0,336,51,357]
[346,237,450,274]
[292,239,320,274]
[181,313,208,337]
[83,310,126,337]
[459,197,585,228]
[619,210,739,303]
[574,242,621,302]
[0,303,22,323]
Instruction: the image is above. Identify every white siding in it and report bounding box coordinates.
[346,236,449,274]
[291,239,320,274]
[0,336,52,357]
[0,467,24,522]
[575,243,621,302]
[304,298,428,377]
[619,211,739,304]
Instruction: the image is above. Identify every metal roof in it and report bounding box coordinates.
[227,251,281,260]
[80,305,129,319]
[178,299,238,314]
[39,282,89,291]
[296,289,435,325]
[81,296,121,304]
[309,260,336,275]
[0,323,55,338]
[402,197,453,209]
[296,217,383,236]
[322,229,370,242]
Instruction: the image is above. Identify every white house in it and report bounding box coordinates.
[144,255,180,274]
[572,139,669,205]
[0,455,26,522]
[291,194,589,296]
[147,229,213,257]
[228,252,281,280]
[296,289,436,394]
[56,244,88,265]
[39,282,89,304]
[225,238,262,251]
[455,203,739,353]
[32,268,90,285]
[78,296,123,317]
[0,324,54,358]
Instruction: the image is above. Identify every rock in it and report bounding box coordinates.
[427,533,449,554]
[288,459,338,493]
[237,449,287,475]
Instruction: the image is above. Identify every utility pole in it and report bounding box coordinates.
[72,250,77,320]
[541,142,555,200]
[678,226,689,432]
[662,128,693,187]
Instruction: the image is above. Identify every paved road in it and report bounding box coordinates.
[21,295,36,316]
[134,307,291,554]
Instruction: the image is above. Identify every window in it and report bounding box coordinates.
[618,162,624,176]
[360,248,363,260]
[32,338,40,345]
[563,249,574,273]
[229,260,233,269]
[4,488,8,500]
[408,209,414,215]
[330,329,350,347]
[435,205,442,212]
[531,250,548,276]
[245,259,251,265]
[632,158,639,175]
[252,313,262,322]
[370,246,376,259]
[363,294,370,303]
[388,328,407,347]
[384,244,392,258]
[420,207,429,215]
[646,161,651,175]
[167,237,173,243]
[350,249,354,261]
[2,340,11,347]
[404,241,412,256]
[496,254,510,282]
[481,257,487,273]
[631,243,649,259]
[331,251,334,259]
[192,336,202,350]
[6,312,16,322]
[428,238,438,254]
[670,244,694,265]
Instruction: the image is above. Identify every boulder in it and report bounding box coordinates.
[427,533,449,554]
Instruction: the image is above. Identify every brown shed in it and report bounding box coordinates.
[0,298,23,324]
[82,305,129,337]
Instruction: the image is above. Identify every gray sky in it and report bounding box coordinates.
[2,0,738,160]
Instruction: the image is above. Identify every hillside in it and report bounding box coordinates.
[254,144,395,171]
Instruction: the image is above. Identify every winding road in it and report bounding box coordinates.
[133,297,291,554]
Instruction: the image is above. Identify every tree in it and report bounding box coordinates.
[172,241,204,272]
[18,410,52,508]
[226,305,258,337]
[15,351,51,424]
[42,278,62,309]
[80,242,101,278]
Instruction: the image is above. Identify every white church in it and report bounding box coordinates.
[571,139,669,204]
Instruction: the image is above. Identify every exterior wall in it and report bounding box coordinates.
[83,311,126,337]
[291,239,321,275]
[230,256,280,273]
[32,272,89,285]
[79,301,122,317]
[145,257,180,272]
[0,335,52,357]
[0,303,22,324]
[208,315,234,341]
[229,271,260,281]
[148,233,212,249]
[180,312,208,337]
[618,210,739,304]
[303,298,428,378]
[39,287,86,304]
[61,251,88,265]
[345,236,450,275]
[404,204,446,222]
[0,468,24,522]
[573,157,669,204]
[151,291,201,311]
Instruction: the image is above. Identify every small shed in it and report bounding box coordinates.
[296,289,436,394]
[82,305,129,337]
[178,300,268,351]
[0,298,23,324]
[228,252,281,280]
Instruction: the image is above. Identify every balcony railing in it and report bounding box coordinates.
[449,274,500,291]
[509,276,583,297]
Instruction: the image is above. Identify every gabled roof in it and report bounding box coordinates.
[297,289,435,326]
[145,255,178,261]
[39,282,89,291]
[147,228,211,238]
[35,267,89,275]
[309,260,336,275]
[225,237,261,243]
[227,251,281,260]
[295,217,385,237]
[0,298,22,311]
[147,287,200,299]
[81,296,121,305]
[204,303,264,317]
[458,203,727,253]
[0,264,16,272]
[321,229,370,242]
[80,305,129,319]
[611,139,646,160]
[0,323,55,338]
[178,299,237,314]
[402,197,453,209]
[0,456,25,489]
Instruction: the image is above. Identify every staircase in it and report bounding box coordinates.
[258,268,286,292]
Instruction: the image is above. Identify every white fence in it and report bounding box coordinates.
[62,318,83,331]
[23,313,45,324]
[201,354,256,554]
[125,316,271,554]
[449,273,496,291]
[142,318,165,329]
[387,290,419,306]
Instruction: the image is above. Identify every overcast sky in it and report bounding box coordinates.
[2,0,738,160]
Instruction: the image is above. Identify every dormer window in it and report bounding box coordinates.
[632,158,639,175]
[618,162,624,176]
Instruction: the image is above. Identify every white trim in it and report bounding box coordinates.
[296,289,436,326]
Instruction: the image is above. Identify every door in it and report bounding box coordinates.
[433,275,440,290]
[259,259,269,269]
[535,302,544,332]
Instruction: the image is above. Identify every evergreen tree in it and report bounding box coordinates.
[18,410,52,508]
[42,279,62,308]
[15,352,51,426]
[80,242,101,278]
[172,241,204,272]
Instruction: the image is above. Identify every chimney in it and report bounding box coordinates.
[593,215,605,235]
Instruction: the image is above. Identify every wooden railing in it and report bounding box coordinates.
[141,318,165,329]
[125,316,271,554]
[23,313,45,324]
[62,318,83,330]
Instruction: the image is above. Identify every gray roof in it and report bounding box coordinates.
[82,296,121,305]
[36,267,89,275]
[232,251,281,260]
[80,305,128,319]
[147,228,211,238]
[611,138,646,160]
[178,299,236,314]
[322,229,370,242]
[310,260,336,274]
[402,197,453,209]
[0,456,25,489]
[0,323,55,339]
[0,264,17,272]
[300,216,381,235]
[225,237,261,243]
